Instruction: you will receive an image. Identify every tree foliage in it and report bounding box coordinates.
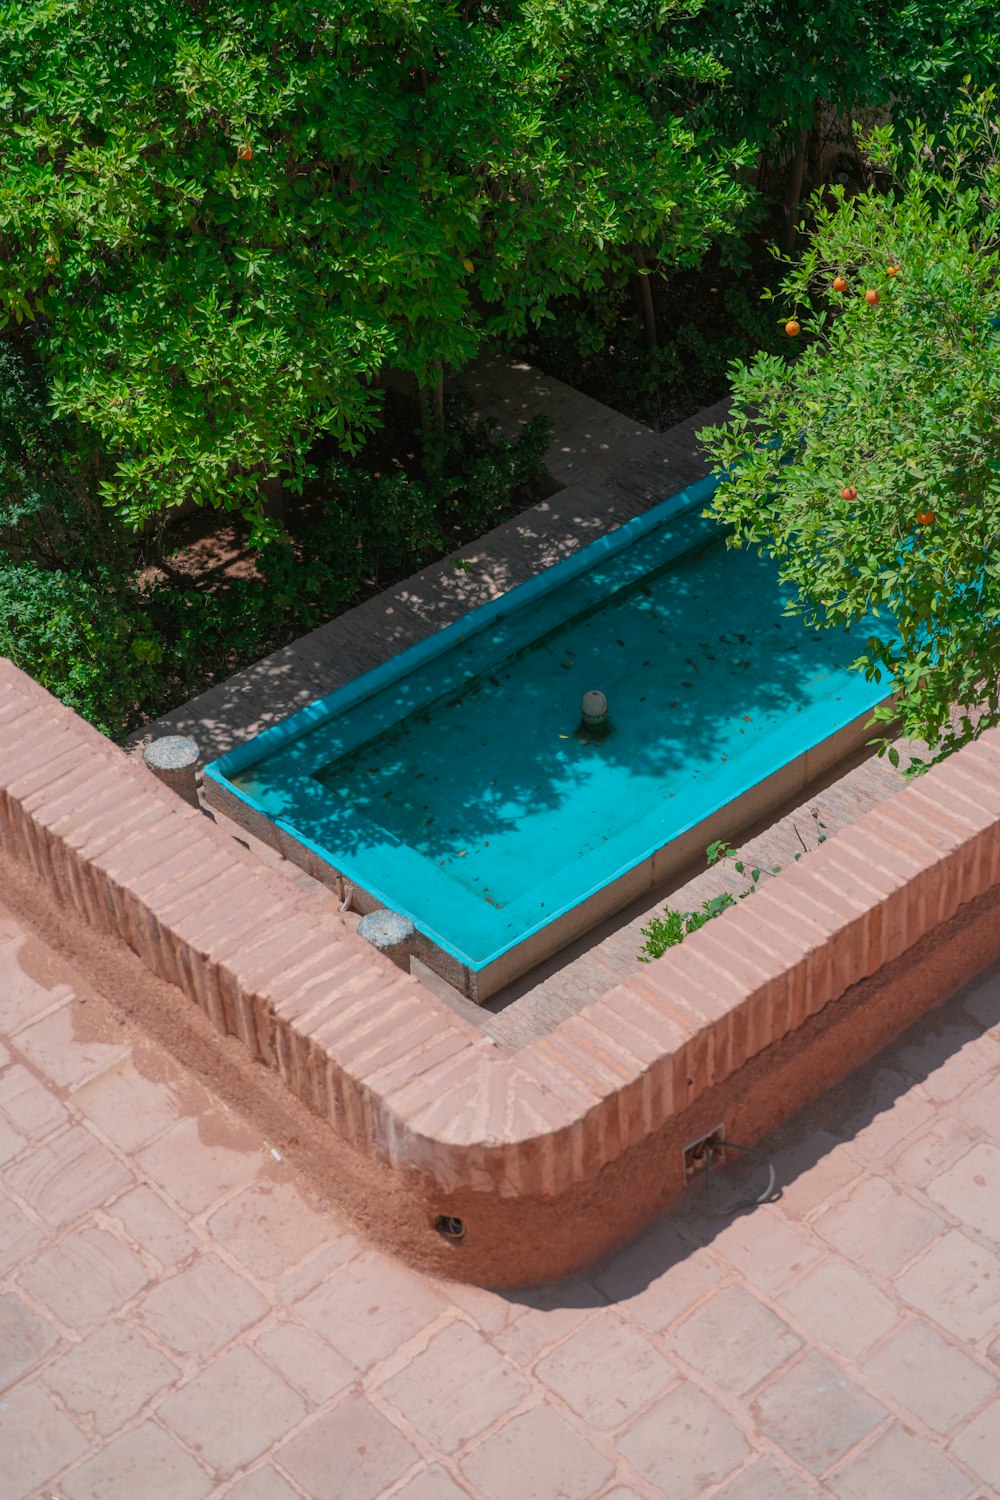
[681,1,1000,152]
[0,0,746,532]
[701,97,1000,762]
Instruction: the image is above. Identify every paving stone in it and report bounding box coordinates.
[0,1062,68,1138]
[16,1225,148,1329]
[274,1235,362,1303]
[895,1020,1000,1104]
[956,1075,1000,1139]
[256,1321,357,1404]
[277,1391,419,1500]
[206,1179,332,1280]
[711,1455,821,1499]
[390,1464,472,1500]
[380,1320,531,1453]
[925,1141,1000,1241]
[106,1183,201,1268]
[590,1222,726,1333]
[0,1192,45,1275]
[861,1322,997,1434]
[749,1351,887,1477]
[828,1422,977,1500]
[890,1116,984,1189]
[696,1206,823,1293]
[135,1253,269,1357]
[61,1419,213,1500]
[136,1114,264,1215]
[948,1396,1000,1492]
[749,1131,862,1222]
[896,1231,1000,1342]
[0,1382,88,1498]
[616,1380,749,1499]
[72,1057,182,1151]
[295,1249,448,1368]
[779,1255,898,1360]
[3,1125,133,1227]
[491,1302,605,1374]
[671,1284,802,1395]
[836,1068,937,1160]
[223,1467,304,1500]
[0,946,74,1032]
[0,1112,26,1164]
[160,1344,308,1477]
[441,1279,521,1336]
[15,1002,128,1091]
[535,1315,677,1429]
[43,1322,179,1436]
[461,1401,615,1500]
[813,1176,947,1277]
[0,1290,61,1388]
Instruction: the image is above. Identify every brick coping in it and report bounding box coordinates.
[4,656,1000,1284]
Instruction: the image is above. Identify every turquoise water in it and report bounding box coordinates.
[206,481,886,971]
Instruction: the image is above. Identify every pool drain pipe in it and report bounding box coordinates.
[578,689,611,742]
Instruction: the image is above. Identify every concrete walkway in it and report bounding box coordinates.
[4,891,1000,1498]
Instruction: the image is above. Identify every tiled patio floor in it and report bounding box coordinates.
[3,892,1000,1499]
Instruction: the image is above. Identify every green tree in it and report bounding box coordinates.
[679,1,1000,247]
[0,0,746,535]
[701,99,1000,763]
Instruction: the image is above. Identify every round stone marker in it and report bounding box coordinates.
[357,908,416,971]
[143,735,201,809]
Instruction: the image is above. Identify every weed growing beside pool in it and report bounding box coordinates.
[638,810,826,960]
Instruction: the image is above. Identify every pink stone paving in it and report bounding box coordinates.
[5,895,1000,1499]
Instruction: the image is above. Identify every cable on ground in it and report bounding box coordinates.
[704,1138,779,1215]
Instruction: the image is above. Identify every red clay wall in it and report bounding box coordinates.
[3,657,1000,1286]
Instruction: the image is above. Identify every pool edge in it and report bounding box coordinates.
[5,657,1000,1285]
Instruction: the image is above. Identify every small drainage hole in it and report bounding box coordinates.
[434,1214,466,1242]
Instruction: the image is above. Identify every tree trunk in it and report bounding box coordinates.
[418,366,445,439]
[432,364,444,429]
[633,248,657,349]
[781,125,809,254]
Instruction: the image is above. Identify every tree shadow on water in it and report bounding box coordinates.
[236,531,875,900]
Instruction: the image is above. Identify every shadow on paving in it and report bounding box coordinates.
[501,957,1000,1310]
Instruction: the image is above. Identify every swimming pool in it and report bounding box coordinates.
[204,475,889,1000]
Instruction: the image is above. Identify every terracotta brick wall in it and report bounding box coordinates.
[3,657,1000,1285]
